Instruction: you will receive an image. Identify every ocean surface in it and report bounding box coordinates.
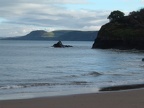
[0,40,144,100]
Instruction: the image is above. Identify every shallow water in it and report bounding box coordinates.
[0,40,144,100]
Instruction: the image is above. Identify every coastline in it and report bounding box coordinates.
[0,84,144,108]
[0,89,144,108]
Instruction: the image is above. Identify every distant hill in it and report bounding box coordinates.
[2,30,98,41]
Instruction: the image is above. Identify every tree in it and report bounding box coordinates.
[108,10,125,22]
[139,8,144,18]
[139,8,144,14]
[129,11,137,16]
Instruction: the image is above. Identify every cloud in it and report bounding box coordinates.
[45,0,89,4]
[0,0,109,37]
[141,0,144,3]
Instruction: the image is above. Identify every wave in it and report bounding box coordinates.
[63,75,78,78]
[107,73,137,76]
[82,71,102,77]
[89,72,102,76]
[0,83,61,90]
[0,81,91,90]
[70,81,89,85]
[0,85,24,90]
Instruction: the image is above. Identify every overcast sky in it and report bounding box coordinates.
[0,0,144,37]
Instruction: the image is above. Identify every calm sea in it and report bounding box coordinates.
[0,40,144,100]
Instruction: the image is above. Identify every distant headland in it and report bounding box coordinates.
[1,30,98,41]
[92,8,144,50]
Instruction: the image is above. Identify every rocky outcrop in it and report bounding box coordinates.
[53,41,73,48]
[92,9,144,50]
[100,84,144,91]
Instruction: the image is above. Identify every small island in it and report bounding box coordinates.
[53,41,73,48]
[92,8,144,50]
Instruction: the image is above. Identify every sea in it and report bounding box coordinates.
[0,40,144,100]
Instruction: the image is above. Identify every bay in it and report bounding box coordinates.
[0,40,144,100]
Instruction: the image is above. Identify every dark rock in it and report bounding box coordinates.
[53,41,73,48]
[100,84,144,91]
[142,58,144,61]
[63,45,73,47]
[53,41,64,48]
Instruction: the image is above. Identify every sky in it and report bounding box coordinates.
[0,0,144,37]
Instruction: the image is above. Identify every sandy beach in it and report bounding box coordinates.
[0,89,144,108]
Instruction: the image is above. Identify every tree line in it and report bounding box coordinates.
[108,8,144,25]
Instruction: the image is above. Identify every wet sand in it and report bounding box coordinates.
[0,89,144,108]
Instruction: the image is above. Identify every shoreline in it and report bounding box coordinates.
[0,83,144,101]
[0,87,100,101]
[0,88,144,108]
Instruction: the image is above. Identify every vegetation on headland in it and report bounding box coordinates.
[92,8,144,50]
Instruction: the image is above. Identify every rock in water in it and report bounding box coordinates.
[53,41,64,48]
[53,41,73,48]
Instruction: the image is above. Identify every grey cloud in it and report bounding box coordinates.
[0,0,109,37]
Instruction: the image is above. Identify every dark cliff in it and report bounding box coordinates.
[92,9,144,50]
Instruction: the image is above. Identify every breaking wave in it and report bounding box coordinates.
[82,71,102,77]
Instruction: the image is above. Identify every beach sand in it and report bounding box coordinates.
[0,89,144,108]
